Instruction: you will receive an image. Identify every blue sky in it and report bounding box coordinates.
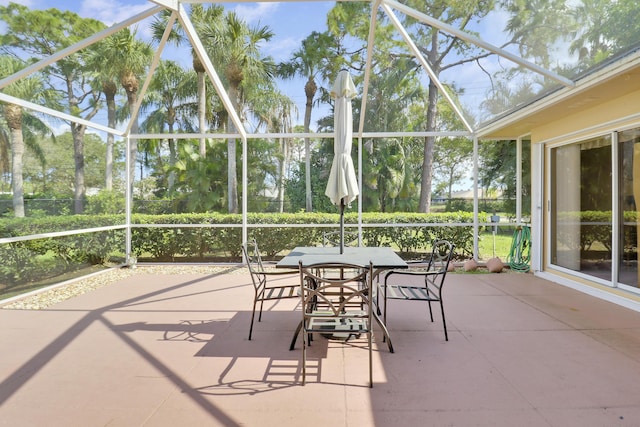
[1,0,335,127]
[0,0,561,130]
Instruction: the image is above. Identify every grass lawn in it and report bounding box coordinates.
[477,228,527,261]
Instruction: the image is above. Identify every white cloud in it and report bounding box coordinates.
[233,2,279,25]
[79,0,152,26]
[265,36,300,62]
[476,9,511,46]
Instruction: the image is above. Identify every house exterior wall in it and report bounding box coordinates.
[527,85,640,311]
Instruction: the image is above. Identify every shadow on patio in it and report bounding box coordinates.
[2,266,640,426]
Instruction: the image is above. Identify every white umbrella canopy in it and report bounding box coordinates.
[325,70,359,253]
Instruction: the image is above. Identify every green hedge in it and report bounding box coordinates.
[0,215,127,286]
[0,212,484,290]
[130,211,483,260]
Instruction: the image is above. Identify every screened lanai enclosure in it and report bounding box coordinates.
[0,0,639,301]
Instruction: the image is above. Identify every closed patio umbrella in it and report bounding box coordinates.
[325,69,359,254]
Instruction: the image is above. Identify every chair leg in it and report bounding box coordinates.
[440,299,449,341]
[372,311,394,353]
[382,285,388,342]
[290,320,302,350]
[368,331,373,388]
[374,285,382,316]
[302,330,307,385]
[427,300,434,322]
[258,300,265,322]
[248,299,258,340]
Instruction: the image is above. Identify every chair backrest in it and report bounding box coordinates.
[322,230,359,247]
[299,261,372,319]
[426,240,456,272]
[423,240,455,295]
[241,239,266,290]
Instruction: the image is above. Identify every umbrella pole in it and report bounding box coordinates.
[340,199,345,254]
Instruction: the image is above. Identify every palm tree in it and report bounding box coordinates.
[140,60,197,193]
[0,116,10,188]
[362,137,408,212]
[0,56,55,217]
[103,29,153,195]
[203,11,276,213]
[151,4,225,157]
[279,31,337,212]
[87,36,124,191]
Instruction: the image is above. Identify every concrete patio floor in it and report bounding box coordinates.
[2,266,640,426]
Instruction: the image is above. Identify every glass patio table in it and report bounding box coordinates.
[277,246,408,353]
[276,246,407,275]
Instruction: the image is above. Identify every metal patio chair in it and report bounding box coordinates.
[380,240,456,341]
[298,261,375,387]
[242,239,299,340]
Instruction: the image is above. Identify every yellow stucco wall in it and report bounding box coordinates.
[531,86,640,144]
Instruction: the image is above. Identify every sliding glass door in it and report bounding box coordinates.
[550,136,612,281]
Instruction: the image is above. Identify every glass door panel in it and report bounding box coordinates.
[618,129,640,288]
[550,136,612,281]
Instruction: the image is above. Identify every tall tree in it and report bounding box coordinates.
[358,58,424,212]
[400,1,493,212]
[151,5,225,157]
[140,60,197,193]
[433,137,473,207]
[0,3,107,214]
[0,116,10,189]
[329,2,566,212]
[203,11,276,213]
[0,55,56,217]
[279,31,337,212]
[104,28,153,197]
[479,139,531,217]
[87,34,123,191]
[363,137,408,212]
[250,88,297,212]
[23,131,108,197]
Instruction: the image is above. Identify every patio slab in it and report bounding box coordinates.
[1,267,640,426]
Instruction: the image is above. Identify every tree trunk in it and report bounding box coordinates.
[278,137,287,213]
[123,74,139,201]
[197,71,206,157]
[72,122,86,214]
[227,84,239,214]
[104,81,117,191]
[167,113,176,193]
[418,79,439,213]
[6,105,25,218]
[193,57,207,157]
[304,77,316,212]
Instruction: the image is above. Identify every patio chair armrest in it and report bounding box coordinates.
[383,268,442,284]
[259,269,299,276]
[384,268,424,280]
